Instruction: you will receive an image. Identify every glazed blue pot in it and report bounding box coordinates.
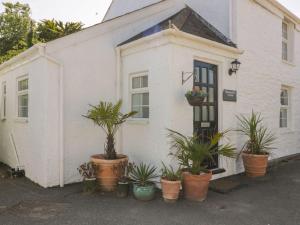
[133,183,156,201]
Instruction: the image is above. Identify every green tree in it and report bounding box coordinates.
[36,19,83,43]
[0,2,33,57]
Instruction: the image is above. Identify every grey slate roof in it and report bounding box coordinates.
[119,7,236,48]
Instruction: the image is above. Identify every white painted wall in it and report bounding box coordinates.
[233,0,300,171]
[0,54,60,187]
[120,31,241,178]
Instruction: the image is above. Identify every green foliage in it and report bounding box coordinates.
[167,129,236,175]
[0,2,83,64]
[130,163,158,186]
[36,19,83,43]
[237,111,276,155]
[0,2,33,62]
[84,100,137,160]
[160,162,181,181]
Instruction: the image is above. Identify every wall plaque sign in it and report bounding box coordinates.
[223,89,237,102]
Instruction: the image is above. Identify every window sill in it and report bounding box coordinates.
[282,60,295,67]
[14,118,29,123]
[127,119,149,125]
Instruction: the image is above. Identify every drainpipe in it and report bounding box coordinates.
[116,47,123,154]
[39,46,65,187]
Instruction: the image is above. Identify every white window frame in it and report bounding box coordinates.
[16,76,29,119]
[129,72,149,121]
[280,87,290,129]
[1,82,7,120]
[282,20,294,63]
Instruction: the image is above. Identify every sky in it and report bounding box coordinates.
[0,0,299,27]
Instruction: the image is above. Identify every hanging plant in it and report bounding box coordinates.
[185,87,207,106]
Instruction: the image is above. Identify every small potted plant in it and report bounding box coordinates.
[84,100,136,191]
[185,87,207,106]
[116,162,134,198]
[160,162,182,203]
[167,129,236,202]
[78,162,97,193]
[237,111,276,177]
[130,163,158,201]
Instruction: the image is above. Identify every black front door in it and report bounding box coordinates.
[193,60,218,169]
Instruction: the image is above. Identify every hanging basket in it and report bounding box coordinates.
[186,96,205,106]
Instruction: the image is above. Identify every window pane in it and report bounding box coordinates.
[141,76,148,88]
[3,96,6,117]
[201,68,207,84]
[18,94,28,117]
[202,87,207,102]
[18,79,28,91]
[142,106,149,118]
[132,94,141,106]
[132,77,140,89]
[208,70,214,84]
[282,22,288,39]
[132,106,142,118]
[281,89,288,106]
[280,108,288,128]
[142,93,149,105]
[282,42,288,60]
[3,84,6,94]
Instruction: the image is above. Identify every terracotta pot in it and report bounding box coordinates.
[182,171,212,202]
[91,154,128,192]
[242,153,269,177]
[161,179,181,203]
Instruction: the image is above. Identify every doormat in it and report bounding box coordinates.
[209,179,244,194]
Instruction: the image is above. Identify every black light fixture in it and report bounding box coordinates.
[229,59,241,76]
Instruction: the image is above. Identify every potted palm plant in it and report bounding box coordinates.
[84,100,136,191]
[167,129,236,202]
[237,111,276,177]
[160,162,182,203]
[130,163,158,201]
[185,87,207,106]
[78,162,97,193]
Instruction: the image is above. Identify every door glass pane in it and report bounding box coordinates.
[202,87,207,102]
[201,68,207,84]
[194,107,200,122]
[194,68,200,82]
[208,70,214,84]
[209,106,215,122]
[202,106,208,121]
[209,88,214,103]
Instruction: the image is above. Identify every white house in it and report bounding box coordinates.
[0,0,299,188]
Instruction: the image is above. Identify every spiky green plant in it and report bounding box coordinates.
[167,129,236,175]
[84,100,137,160]
[160,162,182,181]
[130,163,158,186]
[237,111,276,155]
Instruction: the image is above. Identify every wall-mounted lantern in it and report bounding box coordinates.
[229,59,241,76]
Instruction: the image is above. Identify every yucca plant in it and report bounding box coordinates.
[167,129,236,175]
[237,111,276,155]
[84,100,136,160]
[130,163,158,186]
[160,162,182,181]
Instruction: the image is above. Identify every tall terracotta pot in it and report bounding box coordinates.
[161,179,181,203]
[182,171,212,202]
[91,154,128,192]
[242,153,269,177]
